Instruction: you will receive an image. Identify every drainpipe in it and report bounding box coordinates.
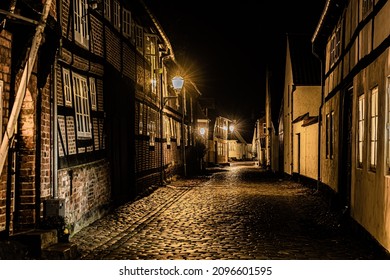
[312,46,324,191]
[52,55,58,198]
[52,0,63,198]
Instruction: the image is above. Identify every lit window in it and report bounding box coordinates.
[370,86,378,170]
[145,35,158,95]
[72,73,92,139]
[147,108,158,146]
[357,94,365,168]
[330,111,334,159]
[326,113,330,158]
[62,68,72,107]
[73,0,89,47]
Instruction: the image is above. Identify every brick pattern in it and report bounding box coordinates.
[105,28,121,71]
[0,30,12,232]
[58,160,111,233]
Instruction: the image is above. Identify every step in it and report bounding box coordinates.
[41,242,78,260]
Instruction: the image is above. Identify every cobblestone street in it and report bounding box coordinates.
[71,162,390,260]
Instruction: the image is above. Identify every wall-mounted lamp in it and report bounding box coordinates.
[171,76,186,177]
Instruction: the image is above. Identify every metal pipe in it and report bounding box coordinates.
[181,88,187,177]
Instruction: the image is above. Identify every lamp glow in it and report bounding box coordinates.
[172,76,184,91]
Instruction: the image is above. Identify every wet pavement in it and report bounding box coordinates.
[70,162,390,260]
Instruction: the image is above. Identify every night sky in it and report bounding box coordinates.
[145,1,326,140]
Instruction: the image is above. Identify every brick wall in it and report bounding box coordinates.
[0,30,12,232]
[58,159,111,233]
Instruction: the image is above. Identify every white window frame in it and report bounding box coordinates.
[358,94,365,168]
[123,8,131,38]
[145,34,158,95]
[62,68,72,107]
[370,86,378,170]
[72,73,92,139]
[104,0,111,20]
[89,77,97,111]
[113,0,120,30]
[73,0,89,48]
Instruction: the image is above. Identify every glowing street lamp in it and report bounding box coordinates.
[172,76,186,177]
[172,76,184,91]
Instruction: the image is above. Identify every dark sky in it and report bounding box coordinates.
[145,1,326,139]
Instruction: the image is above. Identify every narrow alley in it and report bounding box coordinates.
[70,162,389,260]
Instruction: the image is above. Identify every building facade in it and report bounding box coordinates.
[312,0,390,251]
[0,0,201,239]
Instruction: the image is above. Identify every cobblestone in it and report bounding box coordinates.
[70,162,390,260]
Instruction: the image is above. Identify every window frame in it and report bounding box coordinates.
[62,68,73,107]
[357,93,365,168]
[72,73,92,139]
[73,0,89,48]
[123,8,131,38]
[104,0,111,21]
[370,86,378,171]
[113,0,120,30]
[89,77,97,111]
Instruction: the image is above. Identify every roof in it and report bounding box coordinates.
[312,0,346,54]
[288,34,321,86]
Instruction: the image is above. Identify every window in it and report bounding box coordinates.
[326,111,334,159]
[113,0,120,30]
[147,108,158,146]
[135,25,143,53]
[123,8,131,38]
[370,86,378,170]
[89,77,97,111]
[358,94,365,168]
[72,73,92,139]
[164,116,171,146]
[145,34,158,95]
[176,122,181,146]
[330,111,334,158]
[62,68,72,106]
[330,23,341,66]
[104,0,111,20]
[73,0,89,47]
[326,113,330,158]
[138,103,144,135]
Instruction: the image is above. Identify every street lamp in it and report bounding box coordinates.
[172,76,186,177]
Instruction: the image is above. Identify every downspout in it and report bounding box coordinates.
[291,84,296,175]
[312,46,324,191]
[52,54,58,198]
[52,0,63,199]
